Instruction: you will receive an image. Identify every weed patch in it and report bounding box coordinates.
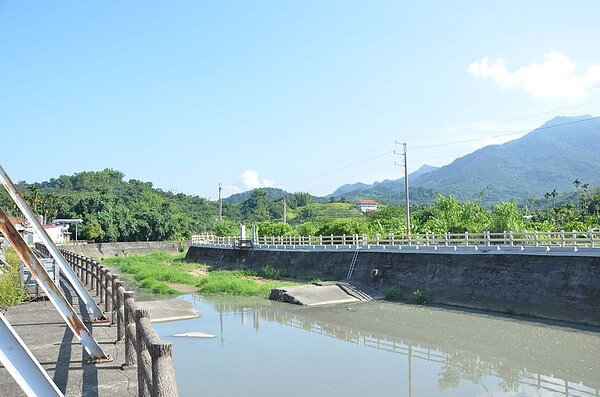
[412,289,431,305]
[103,252,298,298]
[384,286,403,301]
[0,247,27,307]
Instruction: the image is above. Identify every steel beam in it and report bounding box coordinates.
[0,207,111,362]
[0,312,64,397]
[0,164,107,321]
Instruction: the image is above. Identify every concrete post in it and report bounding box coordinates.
[136,309,152,397]
[111,274,119,324]
[96,265,103,299]
[116,282,126,341]
[151,342,179,397]
[124,292,137,367]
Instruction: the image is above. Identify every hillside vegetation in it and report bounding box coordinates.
[2,169,599,243]
[1,115,599,242]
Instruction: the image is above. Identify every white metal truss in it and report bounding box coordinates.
[0,164,107,321]
[0,206,111,362]
[0,312,64,397]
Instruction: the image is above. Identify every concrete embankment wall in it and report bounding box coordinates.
[60,241,186,260]
[185,246,600,326]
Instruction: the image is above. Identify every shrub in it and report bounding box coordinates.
[384,286,403,301]
[412,289,431,304]
[0,247,27,307]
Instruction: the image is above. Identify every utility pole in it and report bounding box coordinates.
[218,183,222,222]
[395,142,411,234]
[283,194,287,224]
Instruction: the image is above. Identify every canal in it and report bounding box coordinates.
[152,295,600,397]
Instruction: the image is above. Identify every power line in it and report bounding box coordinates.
[244,113,599,194]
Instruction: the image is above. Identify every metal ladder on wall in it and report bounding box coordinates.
[346,250,359,280]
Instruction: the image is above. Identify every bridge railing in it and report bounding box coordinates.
[35,244,179,397]
[191,230,598,249]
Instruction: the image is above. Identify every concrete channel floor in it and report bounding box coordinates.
[0,281,137,397]
[0,279,200,397]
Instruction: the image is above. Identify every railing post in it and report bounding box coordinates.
[84,258,90,286]
[534,231,539,247]
[560,230,565,247]
[151,342,179,397]
[375,234,380,245]
[465,231,469,246]
[76,255,83,279]
[124,291,137,367]
[111,274,119,324]
[390,233,395,246]
[509,231,514,246]
[591,230,595,248]
[96,264,103,299]
[116,281,126,341]
[104,270,112,315]
[136,309,152,397]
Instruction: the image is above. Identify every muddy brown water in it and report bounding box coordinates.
[152,295,600,397]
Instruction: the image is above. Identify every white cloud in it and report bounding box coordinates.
[220,170,276,198]
[240,170,275,189]
[468,51,600,101]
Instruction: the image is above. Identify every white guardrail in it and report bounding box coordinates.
[191,230,600,256]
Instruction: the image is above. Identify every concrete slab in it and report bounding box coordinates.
[136,298,200,323]
[0,283,198,396]
[270,284,360,306]
[0,285,137,397]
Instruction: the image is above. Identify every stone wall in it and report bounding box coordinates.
[61,241,186,260]
[185,246,600,326]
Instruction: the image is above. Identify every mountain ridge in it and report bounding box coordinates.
[224,115,600,206]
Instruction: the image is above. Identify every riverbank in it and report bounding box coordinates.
[186,245,600,326]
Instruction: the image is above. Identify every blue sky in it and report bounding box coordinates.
[1,1,599,199]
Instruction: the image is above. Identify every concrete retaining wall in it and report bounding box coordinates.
[185,246,600,326]
[60,241,186,260]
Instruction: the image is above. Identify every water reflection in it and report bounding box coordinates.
[157,295,600,397]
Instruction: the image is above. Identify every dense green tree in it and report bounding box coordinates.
[365,205,406,234]
[316,218,370,236]
[212,219,239,237]
[241,189,271,223]
[257,221,292,237]
[487,201,525,233]
[294,191,313,207]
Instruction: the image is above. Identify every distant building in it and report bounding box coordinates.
[0,217,71,246]
[36,224,70,245]
[355,199,378,213]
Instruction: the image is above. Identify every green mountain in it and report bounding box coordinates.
[327,115,599,207]
[410,115,600,206]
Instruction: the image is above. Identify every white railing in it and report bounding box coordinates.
[192,230,599,249]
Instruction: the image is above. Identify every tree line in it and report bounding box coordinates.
[1,169,598,242]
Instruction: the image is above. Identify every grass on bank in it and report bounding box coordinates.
[102,251,297,298]
[0,247,27,307]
